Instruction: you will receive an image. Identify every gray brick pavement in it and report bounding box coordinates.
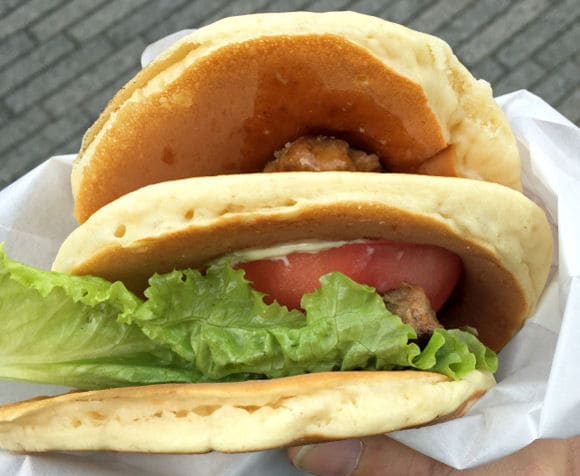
[457,0,551,64]
[5,35,113,114]
[383,0,432,24]
[0,33,75,97]
[535,58,580,106]
[469,57,505,85]
[407,1,473,33]
[559,88,580,124]
[436,0,512,46]
[43,38,147,115]
[106,0,189,44]
[82,67,138,117]
[0,107,49,156]
[496,0,580,67]
[204,0,277,25]
[0,0,579,191]
[0,0,63,41]
[0,30,35,69]
[31,0,108,41]
[0,0,23,16]
[142,0,230,43]
[495,59,546,93]
[536,20,580,68]
[68,0,147,42]
[0,104,10,127]
[264,0,312,12]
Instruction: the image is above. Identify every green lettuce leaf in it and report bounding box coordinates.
[0,247,497,390]
[412,328,498,379]
[0,247,192,389]
[132,262,497,381]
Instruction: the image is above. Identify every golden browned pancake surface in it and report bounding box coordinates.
[72,12,521,222]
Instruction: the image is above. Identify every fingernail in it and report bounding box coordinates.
[291,440,363,476]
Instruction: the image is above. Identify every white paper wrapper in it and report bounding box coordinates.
[0,35,579,474]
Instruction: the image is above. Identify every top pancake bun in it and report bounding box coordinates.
[71,11,521,223]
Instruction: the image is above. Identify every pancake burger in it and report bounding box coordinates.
[0,12,553,453]
[0,174,552,452]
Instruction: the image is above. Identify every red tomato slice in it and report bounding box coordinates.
[236,241,462,311]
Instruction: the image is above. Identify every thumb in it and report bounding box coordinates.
[289,436,580,475]
[288,436,451,476]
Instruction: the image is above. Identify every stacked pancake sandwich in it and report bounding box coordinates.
[0,12,552,453]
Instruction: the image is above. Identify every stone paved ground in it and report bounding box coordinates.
[1,0,579,189]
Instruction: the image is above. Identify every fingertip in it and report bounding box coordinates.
[288,440,363,476]
[287,445,301,464]
[351,435,447,476]
[287,444,311,472]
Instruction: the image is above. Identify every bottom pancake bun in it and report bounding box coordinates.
[0,370,494,453]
